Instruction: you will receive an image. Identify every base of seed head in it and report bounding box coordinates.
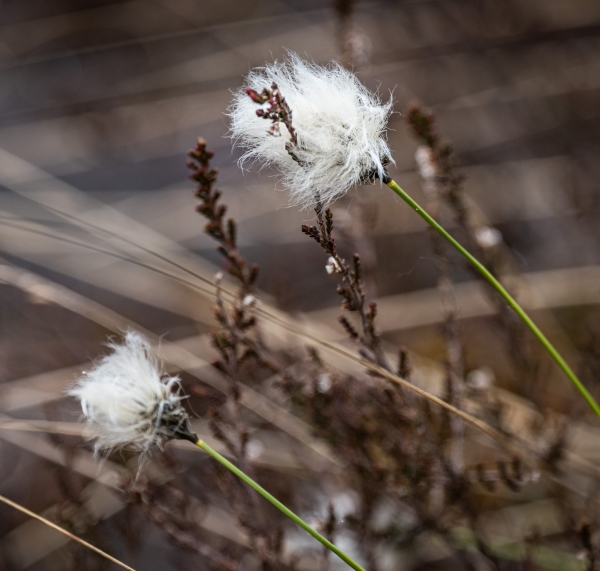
[159,403,199,444]
[360,165,392,185]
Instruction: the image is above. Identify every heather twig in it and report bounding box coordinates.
[406,102,541,399]
[333,0,369,69]
[123,476,240,571]
[302,200,390,371]
[246,83,299,149]
[188,137,259,296]
[578,520,597,571]
[412,123,466,472]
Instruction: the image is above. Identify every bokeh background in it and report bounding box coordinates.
[2,0,600,569]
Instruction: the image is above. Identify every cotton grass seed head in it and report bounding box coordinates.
[68,331,191,455]
[229,53,394,209]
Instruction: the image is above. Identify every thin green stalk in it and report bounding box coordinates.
[195,439,365,571]
[387,178,600,419]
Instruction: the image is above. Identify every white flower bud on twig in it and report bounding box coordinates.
[242,294,257,307]
[229,53,394,209]
[325,256,342,274]
[68,331,189,455]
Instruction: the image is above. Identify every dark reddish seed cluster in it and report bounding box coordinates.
[246,82,299,155]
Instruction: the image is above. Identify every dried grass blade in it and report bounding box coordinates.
[0,493,135,571]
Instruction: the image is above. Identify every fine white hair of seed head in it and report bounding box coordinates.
[68,331,189,456]
[229,53,394,210]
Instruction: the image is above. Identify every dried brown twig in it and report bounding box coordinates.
[188,138,293,571]
[188,138,259,296]
[123,475,239,571]
[246,84,301,163]
[408,107,467,472]
[248,78,385,376]
[302,201,390,371]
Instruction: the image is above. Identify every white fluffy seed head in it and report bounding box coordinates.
[229,53,394,209]
[68,331,189,456]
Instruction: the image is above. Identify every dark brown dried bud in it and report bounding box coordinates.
[246,87,270,104]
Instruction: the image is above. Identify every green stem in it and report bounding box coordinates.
[195,439,366,571]
[387,179,600,419]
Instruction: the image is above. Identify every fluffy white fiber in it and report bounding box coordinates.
[68,331,188,455]
[229,53,394,209]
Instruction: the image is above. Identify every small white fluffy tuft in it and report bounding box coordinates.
[68,331,188,455]
[474,225,503,249]
[229,53,394,209]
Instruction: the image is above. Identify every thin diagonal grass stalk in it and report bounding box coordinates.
[8,195,227,298]
[0,217,218,300]
[0,493,135,570]
[386,178,600,419]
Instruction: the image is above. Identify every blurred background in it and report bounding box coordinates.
[1,0,600,570]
